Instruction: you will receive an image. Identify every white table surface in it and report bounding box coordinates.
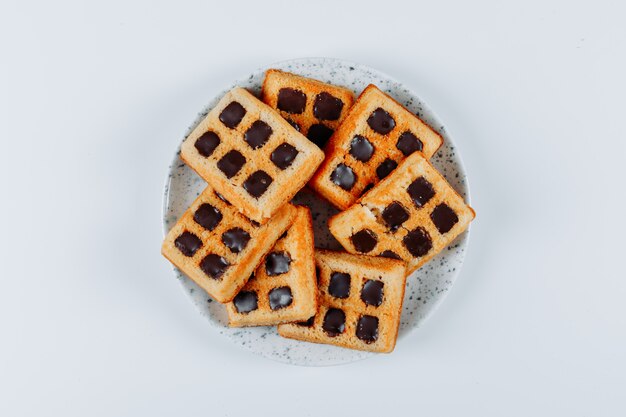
[1,0,625,415]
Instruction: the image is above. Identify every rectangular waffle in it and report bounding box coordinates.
[261,69,355,149]
[226,206,317,326]
[180,87,324,224]
[278,250,407,353]
[161,186,297,303]
[310,84,444,210]
[328,151,475,275]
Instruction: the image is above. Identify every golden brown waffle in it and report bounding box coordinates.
[278,250,406,353]
[328,152,475,275]
[310,84,443,210]
[161,186,297,303]
[261,69,355,149]
[180,87,324,224]
[226,206,317,326]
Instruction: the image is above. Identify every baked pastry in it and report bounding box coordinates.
[261,69,355,149]
[328,151,475,275]
[226,206,317,326]
[310,84,443,210]
[180,87,324,224]
[162,186,297,303]
[278,250,406,353]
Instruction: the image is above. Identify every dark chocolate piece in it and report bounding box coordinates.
[379,250,401,260]
[194,131,220,157]
[243,171,273,198]
[356,315,379,343]
[403,227,432,257]
[361,280,384,307]
[367,108,395,134]
[221,228,251,253]
[376,158,397,179]
[330,164,356,191]
[322,308,346,337]
[431,203,459,234]
[199,254,229,279]
[313,92,344,121]
[296,316,315,327]
[396,131,423,156]
[381,202,409,231]
[328,272,351,299]
[269,286,293,310]
[193,203,222,231]
[407,176,435,208]
[277,88,306,114]
[265,251,292,276]
[217,150,246,178]
[244,120,272,149]
[174,231,202,257]
[349,135,374,162]
[233,291,258,313]
[350,229,377,253]
[219,101,246,128]
[307,123,334,148]
[270,143,299,170]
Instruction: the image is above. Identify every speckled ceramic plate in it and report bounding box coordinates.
[162,58,472,366]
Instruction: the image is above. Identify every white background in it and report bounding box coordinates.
[1,0,625,415]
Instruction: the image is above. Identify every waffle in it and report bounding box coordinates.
[261,69,355,149]
[180,87,325,224]
[328,151,475,275]
[310,84,444,210]
[162,186,297,303]
[278,250,406,353]
[226,206,317,326]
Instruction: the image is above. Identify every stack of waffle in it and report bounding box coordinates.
[162,70,475,353]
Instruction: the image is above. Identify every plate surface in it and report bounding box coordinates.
[163,58,472,366]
